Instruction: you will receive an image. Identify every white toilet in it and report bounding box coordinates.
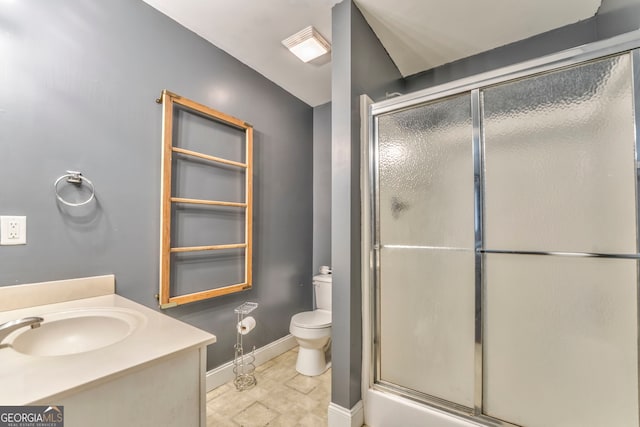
[289,267,332,376]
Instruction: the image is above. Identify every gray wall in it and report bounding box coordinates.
[0,0,313,369]
[598,0,640,39]
[331,0,404,410]
[313,102,332,275]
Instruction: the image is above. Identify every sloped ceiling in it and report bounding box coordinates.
[141,0,602,107]
[355,0,602,77]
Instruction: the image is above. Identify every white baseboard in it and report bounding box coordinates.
[328,400,364,427]
[206,334,298,391]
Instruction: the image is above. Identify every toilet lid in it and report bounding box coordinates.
[291,310,331,329]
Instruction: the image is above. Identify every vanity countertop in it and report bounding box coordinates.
[0,293,216,405]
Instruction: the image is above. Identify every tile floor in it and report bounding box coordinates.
[206,347,330,426]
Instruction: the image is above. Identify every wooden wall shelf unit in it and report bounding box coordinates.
[156,90,253,309]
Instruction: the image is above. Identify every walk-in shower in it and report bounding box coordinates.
[363,32,640,427]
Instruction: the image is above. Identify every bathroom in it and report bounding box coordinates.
[2,0,640,426]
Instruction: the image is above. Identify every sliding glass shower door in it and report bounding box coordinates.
[481,53,638,427]
[372,51,640,426]
[376,94,476,409]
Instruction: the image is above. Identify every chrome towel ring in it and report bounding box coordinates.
[54,171,95,207]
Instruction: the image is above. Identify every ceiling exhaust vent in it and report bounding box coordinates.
[282,26,331,63]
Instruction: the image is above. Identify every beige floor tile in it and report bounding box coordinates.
[206,347,329,426]
[251,383,318,415]
[232,402,279,427]
[259,362,298,383]
[297,413,327,427]
[268,414,302,427]
[207,382,234,402]
[236,380,271,402]
[318,368,331,386]
[308,382,330,402]
[206,413,238,427]
[269,404,312,426]
[254,359,276,373]
[309,398,330,421]
[285,373,320,394]
[207,389,257,419]
[257,387,303,414]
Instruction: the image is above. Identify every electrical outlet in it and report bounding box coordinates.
[1,216,26,245]
[8,221,18,239]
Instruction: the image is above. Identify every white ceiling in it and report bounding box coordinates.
[142,0,602,107]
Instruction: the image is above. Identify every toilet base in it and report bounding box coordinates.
[296,347,330,376]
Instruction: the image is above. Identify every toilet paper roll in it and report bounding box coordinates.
[237,316,256,335]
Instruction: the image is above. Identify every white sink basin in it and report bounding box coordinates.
[9,308,145,356]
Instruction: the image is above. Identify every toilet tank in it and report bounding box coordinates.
[313,274,332,311]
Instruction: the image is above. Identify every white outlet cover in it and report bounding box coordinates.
[1,216,26,245]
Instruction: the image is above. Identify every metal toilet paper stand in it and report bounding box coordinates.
[233,302,258,391]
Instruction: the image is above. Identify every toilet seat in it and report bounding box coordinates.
[291,310,331,329]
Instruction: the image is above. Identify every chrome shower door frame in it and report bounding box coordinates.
[365,29,640,427]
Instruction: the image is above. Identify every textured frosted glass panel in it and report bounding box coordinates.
[378,94,474,248]
[483,54,637,253]
[379,248,475,407]
[483,254,638,427]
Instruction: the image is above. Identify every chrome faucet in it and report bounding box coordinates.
[0,317,44,345]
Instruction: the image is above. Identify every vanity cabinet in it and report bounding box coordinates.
[35,349,206,427]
